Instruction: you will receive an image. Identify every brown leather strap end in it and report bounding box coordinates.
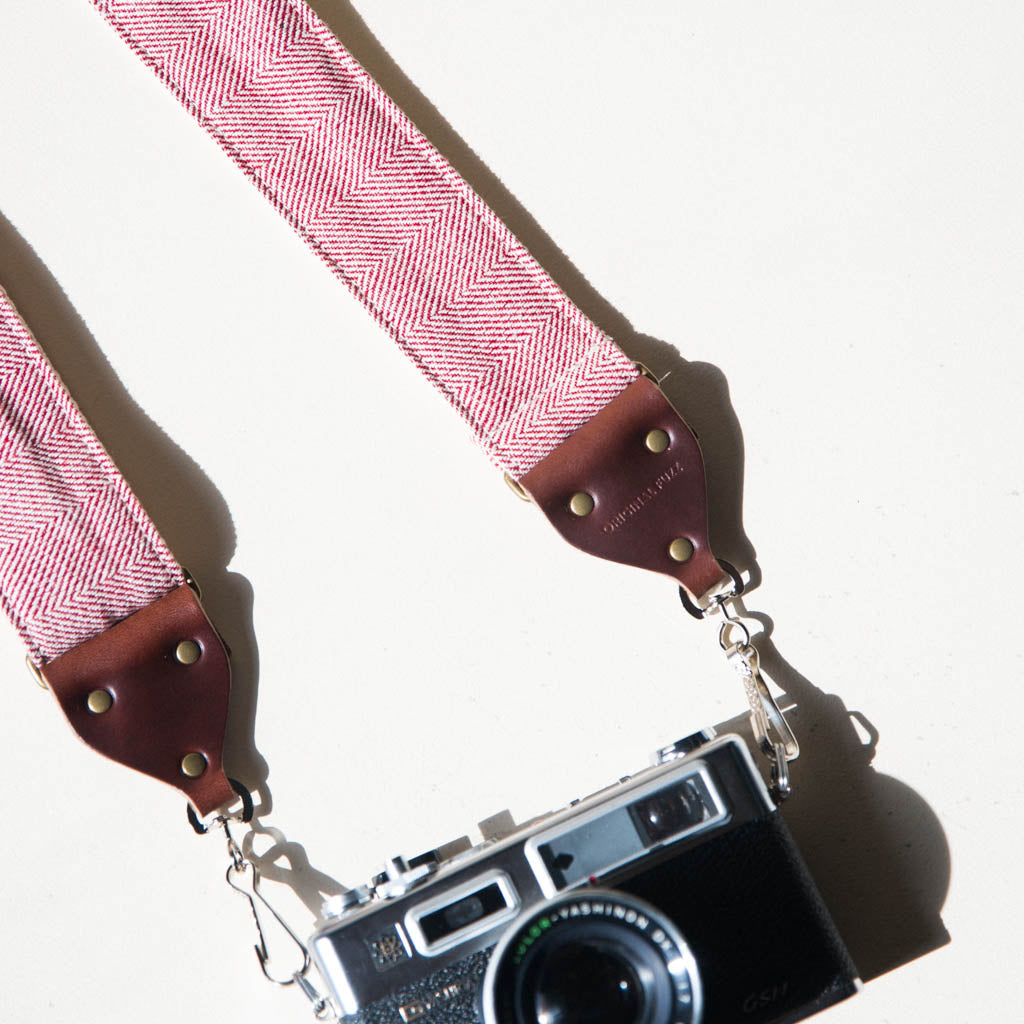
[520,376,729,602]
[40,584,234,816]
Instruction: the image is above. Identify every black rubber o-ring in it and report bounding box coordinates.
[678,558,744,620]
[186,777,254,835]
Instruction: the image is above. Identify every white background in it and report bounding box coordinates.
[1,2,1021,1022]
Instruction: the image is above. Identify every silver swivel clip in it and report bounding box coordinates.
[679,564,800,800]
[194,807,337,1021]
[714,600,800,800]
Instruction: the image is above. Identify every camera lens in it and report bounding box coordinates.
[483,891,701,1024]
[532,941,642,1024]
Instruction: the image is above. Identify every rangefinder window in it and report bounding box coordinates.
[405,871,520,956]
[629,774,717,846]
[420,883,508,944]
[528,765,728,895]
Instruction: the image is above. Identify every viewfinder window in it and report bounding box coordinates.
[419,882,508,944]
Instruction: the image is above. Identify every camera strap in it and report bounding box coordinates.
[2,0,798,806]
[86,0,738,600]
[0,285,237,816]
[2,0,799,1012]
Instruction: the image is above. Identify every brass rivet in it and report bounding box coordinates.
[568,492,595,517]
[668,537,695,563]
[565,491,598,516]
[503,472,532,503]
[180,752,208,778]
[86,689,113,715]
[175,639,202,665]
[645,428,670,454]
[26,656,48,691]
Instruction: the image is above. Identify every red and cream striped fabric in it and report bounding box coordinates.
[92,0,638,479]
[1,1,638,666]
[0,288,183,665]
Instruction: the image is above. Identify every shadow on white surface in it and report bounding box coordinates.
[707,650,951,982]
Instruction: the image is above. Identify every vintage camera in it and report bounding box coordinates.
[310,733,859,1024]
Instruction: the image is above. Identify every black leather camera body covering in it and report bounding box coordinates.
[613,809,858,1022]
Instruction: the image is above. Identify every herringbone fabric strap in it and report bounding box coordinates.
[92,0,638,479]
[0,287,184,665]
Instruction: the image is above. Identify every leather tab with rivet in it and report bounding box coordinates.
[519,376,729,603]
[39,583,234,816]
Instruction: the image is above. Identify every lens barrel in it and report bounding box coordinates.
[482,890,702,1024]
